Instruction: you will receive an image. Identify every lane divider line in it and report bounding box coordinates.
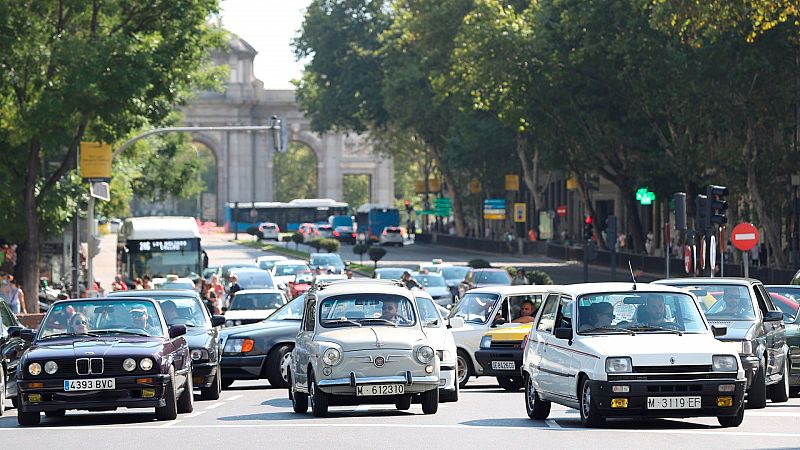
[182,411,207,419]
[205,402,226,410]
[226,395,243,401]
[546,420,561,429]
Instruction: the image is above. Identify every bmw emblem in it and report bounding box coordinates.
[374,356,385,368]
[669,357,675,364]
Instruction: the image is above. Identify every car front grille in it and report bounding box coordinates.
[634,365,711,373]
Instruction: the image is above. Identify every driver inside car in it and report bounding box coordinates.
[381,299,411,324]
[639,294,669,327]
[128,305,157,334]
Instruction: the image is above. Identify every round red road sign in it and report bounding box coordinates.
[556,205,567,217]
[684,245,691,274]
[731,223,759,251]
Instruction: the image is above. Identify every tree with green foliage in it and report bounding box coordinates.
[272,142,318,201]
[367,246,387,268]
[352,243,369,264]
[291,232,305,250]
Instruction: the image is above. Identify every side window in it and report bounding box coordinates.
[499,299,510,321]
[303,300,316,331]
[416,298,441,325]
[751,285,769,315]
[757,285,778,311]
[556,297,574,329]
[508,295,542,320]
[536,294,560,334]
[0,303,12,328]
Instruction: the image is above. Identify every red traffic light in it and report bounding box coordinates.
[404,200,410,207]
[584,215,593,225]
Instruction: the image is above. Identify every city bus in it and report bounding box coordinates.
[355,204,401,242]
[117,216,204,282]
[224,198,349,232]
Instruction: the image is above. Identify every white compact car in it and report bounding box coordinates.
[258,222,281,240]
[448,285,556,388]
[224,288,289,327]
[412,271,453,306]
[289,279,441,417]
[379,226,404,246]
[256,255,288,271]
[522,282,746,428]
[415,291,461,402]
[272,260,312,289]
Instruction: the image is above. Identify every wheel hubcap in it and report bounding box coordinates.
[457,356,467,383]
[281,353,292,383]
[310,380,315,407]
[526,378,535,411]
[582,383,591,417]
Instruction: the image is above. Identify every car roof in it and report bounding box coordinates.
[412,271,444,277]
[414,291,434,300]
[107,289,200,298]
[653,277,761,286]
[234,289,284,295]
[222,262,257,268]
[467,285,558,295]
[473,268,506,272]
[256,255,288,262]
[51,296,163,307]
[311,253,341,257]
[274,259,309,265]
[375,267,409,272]
[230,267,272,274]
[312,280,412,298]
[555,282,695,298]
[766,285,800,288]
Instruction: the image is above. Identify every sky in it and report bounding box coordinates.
[219,0,312,90]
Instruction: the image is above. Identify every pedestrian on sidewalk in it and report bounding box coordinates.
[5,278,27,315]
[511,268,528,285]
[142,275,153,290]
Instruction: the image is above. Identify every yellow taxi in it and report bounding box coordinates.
[474,324,532,390]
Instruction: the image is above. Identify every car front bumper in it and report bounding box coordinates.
[739,354,760,389]
[191,361,218,388]
[17,374,170,413]
[220,354,266,379]
[789,346,800,386]
[474,348,523,377]
[587,379,746,419]
[318,372,440,395]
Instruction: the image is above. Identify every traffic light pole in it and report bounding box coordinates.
[87,194,94,297]
[583,239,589,283]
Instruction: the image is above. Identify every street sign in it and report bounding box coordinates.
[684,245,691,274]
[731,223,759,251]
[505,174,519,191]
[483,199,506,220]
[513,203,526,223]
[80,142,113,181]
[709,235,717,273]
[556,205,567,217]
[468,179,481,194]
[433,197,452,217]
[89,181,110,201]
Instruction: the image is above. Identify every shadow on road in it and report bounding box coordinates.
[261,397,292,408]
[460,417,543,428]
[0,411,156,428]
[219,408,415,422]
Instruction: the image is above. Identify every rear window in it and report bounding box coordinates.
[386,228,402,234]
[262,224,277,230]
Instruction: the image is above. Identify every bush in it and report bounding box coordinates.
[503,266,516,277]
[353,243,369,264]
[291,232,304,249]
[368,247,387,268]
[309,238,324,251]
[321,238,340,253]
[468,258,492,269]
[526,270,553,285]
[281,235,292,246]
[246,226,263,240]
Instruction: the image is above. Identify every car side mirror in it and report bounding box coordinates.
[448,317,464,329]
[554,327,572,340]
[168,324,187,338]
[765,310,783,322]
[424,319,439,327]
[19,329,35,343]
[711,325,727,337]
[7,325,23,338]
[211,315,226,327]
[491,317,507,328]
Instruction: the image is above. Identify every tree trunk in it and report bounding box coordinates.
[745,135,786,267]
[428,144,466,237]
[22,139,42,313]
[516,133,550,234]
[575,175,608,250]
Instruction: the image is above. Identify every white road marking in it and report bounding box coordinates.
[546,420,561,429]
[205,402,226,410]
[182,411,207,419]
[160,420,182,427]
[744,411,800,417]
[354,405,372,412]
[226,395,243,401]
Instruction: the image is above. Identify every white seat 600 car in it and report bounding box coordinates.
[523,283,747,428]
[288,280,441,417]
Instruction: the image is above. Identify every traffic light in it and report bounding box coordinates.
[404,199,412,212]
[583,216,594,241]
[706,185,728,226]
[695,194,710,232]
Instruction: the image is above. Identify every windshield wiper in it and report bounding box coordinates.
[321,318,362,327]
[93,330,151,337]
[581,326,635,335]
[41,332,100,339]
[627,325,683,336]
[358,318,399,327]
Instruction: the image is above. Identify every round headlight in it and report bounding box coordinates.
[225,320,234,327]
[44,361,58,375]
[139,358,154,371]
[191,349,206,361]
[123,358,137,372]
[322,348,342,366]
[416,346,435,364]
[235,320,242,326]
[28,362,42,376]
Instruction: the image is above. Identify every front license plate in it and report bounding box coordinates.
[64,378,116,391]
[356,384,405,396]
[491,360,516,370]
[646,396,701,409]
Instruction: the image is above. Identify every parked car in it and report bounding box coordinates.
[309,253,346,274]
[219,294,306,388]
[289,280,441,417]
[107,289,226,400]
[224,289,289,327]
[256,255,288,271]
[258,222,281,241]
[448,286,552,388]
[654,277,790,409]
[332,225,357,244]
[766,285,800,392]
[229,267,276,290]
[313,224,335,239]
[458,268,512,298]
[412,271,453,306]
[15,297,194,426]
[379,226,404,246]
[522,282,746,428]
[1,301,29,415]
[474,324,533,391]
[272,260,312,287]
[374,267,409,280]
[415,291,461,402]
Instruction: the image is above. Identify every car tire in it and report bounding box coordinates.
[579,376,605,428]
[497,375,524,391]
[395,394,412,410]
[289,372,308,413]
[717,404,745,427]
[0,365,5,416]
[525,374,550,420]
[44,410,66,418]
[11,395,18,410]
[177,368,194,414]
[222,378,235,389]
[17,410,40,426]
[421,388,439,414]
[440,382,459,403]
[201,366,222,401]
[769,358,790,403]
[456,350,473,389]
[156,367,179,421]
[266,344,293,389]
[747,365,767,409]
[309,372,328,417]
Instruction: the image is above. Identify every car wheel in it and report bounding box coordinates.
[156,366,178,421]
[769,358,790,403]
[17,409,40,426]
[421,388,439,414]
[395,394,412,410]
[201,365,222,401]
[440,382,459,403]
[497,375,524,391]
[266,344,293,388]
[222,378,235,389]
[289,372,308,413]
[525,374,551,420]
[717,404,745,427]
[11,395,18,409]
[44,410,66,418]
[747,364,767,409]
[579,376,605,427]
[456,350,473,389]
[309,372,328,417]
[177,368,194,414]
[0,365,5,416]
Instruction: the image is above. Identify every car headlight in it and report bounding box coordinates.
[722,340,753,355]
[123,358,137,372]
[223,338,255,354]
[28,362,42,376]
[605,357,632,373]
[741,340,754,355]
[416,345,435,364]
[191,349,209,361]
[436,350,452,362]
[139,358,154,371]
[480,335,492,349]
[225,320,235,327]
[322,348,342,366]
[712,355,738,372]
[44,361,58,375]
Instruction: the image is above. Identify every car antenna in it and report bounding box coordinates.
[628,261,637,290]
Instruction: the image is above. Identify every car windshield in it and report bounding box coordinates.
[39,299,165,338]
[258,260,279,270]
[765,287,800,321]
[375,268,407,279]
[474,271,511,285]
[577,291,708,334]
[413,273,445,287]
[230,292,286,311]
[319,294,417,327]
[159,281,195,290]
[266,295,305,321]
[449,292,500,324]
[232,271,275,289]
[311,254,343,266]
[440,266,470,281]
[274,264,310,276]
[676,284,756,321]
[154,296,208,327]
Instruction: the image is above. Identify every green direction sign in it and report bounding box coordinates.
[635,187,656,205]
[433,197,452,217]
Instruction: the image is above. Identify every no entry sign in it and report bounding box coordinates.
[556,205,567,217]
[731,223,759,252]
